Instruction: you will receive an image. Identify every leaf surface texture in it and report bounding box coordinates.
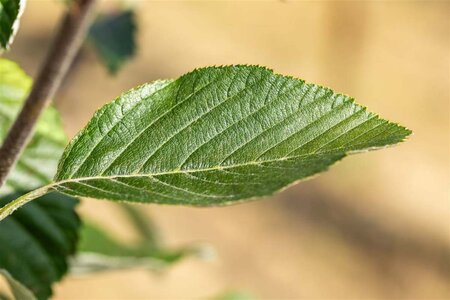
[54,65,411,205]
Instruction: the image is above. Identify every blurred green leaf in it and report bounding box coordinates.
[0,59,66,197]
[0,270,36,300]
[211,291,255,300]
[75,205,198,274]
[0,0,25,50]
[78,221,142,257]
[120,203,160,249]
[0,59,81,300]
[88,9,137,74]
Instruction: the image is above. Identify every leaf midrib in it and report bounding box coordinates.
[52,149,351,189]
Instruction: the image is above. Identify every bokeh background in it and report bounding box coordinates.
[5,0,449,299]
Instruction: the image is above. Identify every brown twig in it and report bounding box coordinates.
[0,0,97,188]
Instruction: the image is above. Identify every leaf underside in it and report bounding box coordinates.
[54,65,411,205]
[0,0,25,50]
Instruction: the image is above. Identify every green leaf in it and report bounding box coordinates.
[0,192,80,300]
[74,205,197,274]
[0,59,67,196]
[0,269,36,300]
[78,221,143,257]
[74,222,194,274]
[0,65,411,218]
[53,65,411,205]
[0,0,25,50]
[0,59,81,299]
[88,9,136,74]
[119,203,160,249]
[211,291,255,300]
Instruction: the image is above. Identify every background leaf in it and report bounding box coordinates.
[211,290,255,300]
[88,9,137,75]
[53,65,411,206]
[0,269,36,300]
[119,204,160,249]
[0,192,80,300]
[73,204,199,274]
[0,0,25,50]
[0,59,80,300]
[0,59,66,196]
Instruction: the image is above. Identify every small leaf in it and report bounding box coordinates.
[53,65,411,205]
[0,269,36,300]
[0,192,80,300]
[0,0,26,51]
[88,9,136,74]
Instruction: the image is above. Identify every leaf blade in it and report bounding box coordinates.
[53,65,410,206]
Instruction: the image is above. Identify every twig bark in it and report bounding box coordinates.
[0,0,97,188]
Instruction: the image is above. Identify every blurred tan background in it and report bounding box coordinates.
[5,0,449,299]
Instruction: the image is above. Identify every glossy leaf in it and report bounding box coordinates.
[88,9,136,74]
[0,0,25,50]
[53,65,411,205]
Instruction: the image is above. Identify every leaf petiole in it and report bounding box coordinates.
[0,185,52,221]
